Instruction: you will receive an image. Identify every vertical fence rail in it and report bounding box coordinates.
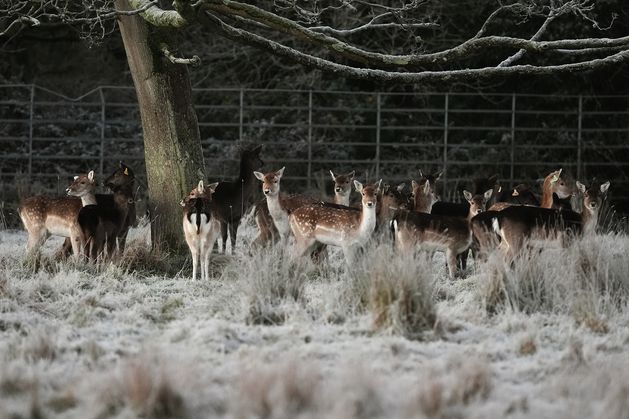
[28,84,34,183]
[307,90,313,189]
[577,95,583,181]
[510,93,516,185]
[99,87,106,179]
[239,88,244,142]
[375,92,381,180]
[442,93,449,193]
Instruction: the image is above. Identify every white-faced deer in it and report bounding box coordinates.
[329,170,355,206]
[488,180,610,262]
[253,167,316,242]
[181,180,220,280]
[19,171,98,258]
[289,180,381,264]
[392,189,493,277]
[212,145,264,254]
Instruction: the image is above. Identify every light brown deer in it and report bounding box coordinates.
[19,171,98,258]
[181,180,220,280]
[410,178,439,213]
[329,170,355,206]
[392,189,493,277]
[490,180,610,261]
[253,167,315,243]
[289,180,381,264]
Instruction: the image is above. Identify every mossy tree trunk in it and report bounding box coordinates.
[115,0,205,252]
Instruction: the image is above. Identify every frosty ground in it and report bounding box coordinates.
[1,217,628,419]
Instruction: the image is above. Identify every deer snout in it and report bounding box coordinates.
[264,189,271,195]
[590,201,597,209]
[65,187,72,194]
[335,187,342,193]
[366,201,374,208]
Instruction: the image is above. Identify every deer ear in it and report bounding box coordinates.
[576,181,586,193]
[435,170,443,180]
[208,182,219,193]
[277,167,285,178]
[197,180,204,193]
[119,161,124,169]
[180,199,185,207]
[600,181,610,194]
[418,169,424,178]
[411,180,419,190]
[423,181,431,195]
[463,190,473,201]
[88,170,95,181]
[353,180,363,192]
[73,176,79,180]
[488,174,498,185]
[396,183,405,192]
[512,188,519,197]
[375,179,382,191]
[329,170,336,181]
[254,171,265,181]
[550,169,562,183]
[484,189,493,200]
[348,170,355,179]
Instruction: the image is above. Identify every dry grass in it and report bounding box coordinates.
[353,245,436,339]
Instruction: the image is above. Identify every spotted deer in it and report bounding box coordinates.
[489,180,610,261]
[19,171,98,258]
[329,170,355,206]
[181,180,220,280]
[212,145,264,254]
[253,167,316,243]
[289,180,381,264]
[392,189,493,277]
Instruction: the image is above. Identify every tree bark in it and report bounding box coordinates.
[115,0,205,252]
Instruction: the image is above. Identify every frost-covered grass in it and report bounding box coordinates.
[1,219,629,418]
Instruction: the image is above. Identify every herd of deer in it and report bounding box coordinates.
[17,145,611,280]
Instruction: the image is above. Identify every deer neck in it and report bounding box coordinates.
[239,160,257,195]
[266,192,286,219]
[540,178,554,208]
[414,197,433,214]
[334,193,350,206]
[357,204,377,239]
[582,207,598,235]
[80,192,97,206]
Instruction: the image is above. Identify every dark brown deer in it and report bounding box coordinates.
[289,180,381,264]
[392,189,493,277]
[488,180,609,262]
[181,180,220,280]
[211,145,263,254]
[57,162,137,258]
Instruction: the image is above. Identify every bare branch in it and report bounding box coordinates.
[0,16,40,38]
[160,43,201,66]
[203,11,629,84]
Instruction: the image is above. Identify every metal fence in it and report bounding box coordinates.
[1,84,628,210]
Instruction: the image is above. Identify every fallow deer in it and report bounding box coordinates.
[181,180,220,280]
[410,179,439,214]
[489,180,610,261]
[289,180,381,264]
[330,170,355,206]
[212,145,264,254]
[19,171,98,258]
[253,167,316,242]
[489,183,540,212]
[430,174,499,217]
[392,189,493,277]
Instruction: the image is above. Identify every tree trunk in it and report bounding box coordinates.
[115,0,205,252]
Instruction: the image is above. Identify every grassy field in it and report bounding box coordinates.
[1,216,629,418]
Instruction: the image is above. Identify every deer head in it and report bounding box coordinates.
[546,168,574,199]
[104,162,135,191]
[354,179,380,209]
[242,144,264,171]
[180,180,219,206]
[463,189,493,217]
[66,171,96,197]
[577,180,610,214]
[254,167,285,197]
[411,178,439,213]
[330,170,355,197]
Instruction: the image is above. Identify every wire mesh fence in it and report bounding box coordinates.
[1,84,628,213]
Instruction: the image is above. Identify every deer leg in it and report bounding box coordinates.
[292,237,316,260]
[26,228,48,255]
[190,241,199,280]
[56,237,73,259]
[446,248,458,278]
[342,246,359,266]
[202,222,221,281]
[228,221,238,255]
[219,221,228,254]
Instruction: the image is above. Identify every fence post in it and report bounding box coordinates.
[577,95,583,181]
[307,90,313,189]
[99,87,106,180]
[28,84,35,183]
[239,88,244,142]
[442,93,449,196]
[375,92,381,179]
[510,93,516,186]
